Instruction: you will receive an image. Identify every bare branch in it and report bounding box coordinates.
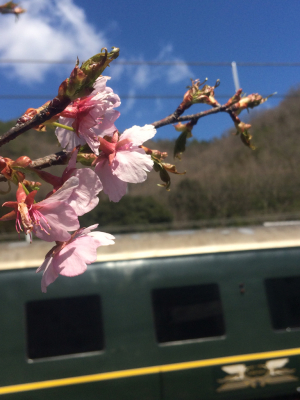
[152,103,232,129]
[0,150,71,182]
[0,96,71,148]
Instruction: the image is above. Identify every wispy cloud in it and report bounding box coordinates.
[110,44,193,115]
[0,0,108,82]
[112,45,193,89]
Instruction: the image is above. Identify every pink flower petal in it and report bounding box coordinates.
[34,201,79,242]
[95,157,128,202]
[120,124,156,145]
[58,240,96,272]
[37,257,60,293]
[88,231,115,246]
[55,117,86,151]
[69,169,102,216]
[91,76,111,94]
[53,243,88,277]
[44,176,79,204]
[36,225,115,292]
[113,148,153,183]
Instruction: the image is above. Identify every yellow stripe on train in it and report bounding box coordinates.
[1,347,300,395]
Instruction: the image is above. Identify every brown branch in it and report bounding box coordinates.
[0,96,71,148]
[0,48,121,149]
[152,103,233,129]
[0,103,242,184]
[30,150,70,169]
[0,98,244,185]
[0,150,71,182]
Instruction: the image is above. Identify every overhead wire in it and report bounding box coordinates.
[0,60,300,67]
[0,94,291,100]
[0,60,297,101]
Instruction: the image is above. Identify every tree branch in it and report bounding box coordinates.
[0,150,71,182]
[0,96,71,148]
[152,103,235,128]
[0,102,241,183]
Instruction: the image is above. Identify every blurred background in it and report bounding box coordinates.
[1,0,300,238]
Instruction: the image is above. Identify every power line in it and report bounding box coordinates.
[0,59,300,67]
[0,94,289,100]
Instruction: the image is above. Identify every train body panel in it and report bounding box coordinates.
[1,226,300,399]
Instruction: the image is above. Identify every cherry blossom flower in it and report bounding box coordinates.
[0,179,80,242]
[93,124,156,202]
[34,148,102,216]
[55,76,121,154]
[36,225,115,292]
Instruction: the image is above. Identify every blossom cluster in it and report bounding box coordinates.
[0,75,156,292]
[0,47,270,293]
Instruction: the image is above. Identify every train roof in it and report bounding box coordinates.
[1,222,300,270]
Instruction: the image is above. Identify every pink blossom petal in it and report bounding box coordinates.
[120,124,156,146]
[44,176,79,204]
[91,93,121,111]
[34,201,79,242]
[88,231,115,246]
[69,169,102,216]
[53,243,88,277]
[91,109,120,139]
[113,148,153,183]
[36,225,115,292]
[62,148,78,180]
[91,76,111,94]
[37,257,60,293]
[55,117,86,151]
[81,129,101,155]
[79,224,99,234]
[95,158,128,202]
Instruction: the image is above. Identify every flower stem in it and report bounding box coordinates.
[22,183,36,203]
[21,183,29,195]
[52,122,75,132]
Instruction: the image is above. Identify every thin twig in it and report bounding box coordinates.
[0,103,240,183]
[0,96,70,148]
[152,103,235,128]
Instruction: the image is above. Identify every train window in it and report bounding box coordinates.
[152,284,225,343]
[265,277,300,331]
[25,295,104,359]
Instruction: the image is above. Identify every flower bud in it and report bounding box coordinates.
[76,153,97,166]
[0,2,26,16]
[140,146,168,160]
[154,160,185,191]
[234,121,255,150]
[233,93,275,115]
[58,48,120,101]
[0,156,32,183]
[17,102,58,131]
[182,78,221,109]
[173,121,195,160]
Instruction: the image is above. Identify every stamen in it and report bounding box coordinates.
[15,210,23,233]
[30,208,51,235]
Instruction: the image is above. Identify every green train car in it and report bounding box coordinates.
[1,225,300,399]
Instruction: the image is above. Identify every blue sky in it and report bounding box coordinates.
[0,0,299,141]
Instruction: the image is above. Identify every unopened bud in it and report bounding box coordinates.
[77,153,97,166]
[59,48,120,101]
[13,156,32,168]
[233,92,275,115]
[173,121,195,160]
[183,78,221,108]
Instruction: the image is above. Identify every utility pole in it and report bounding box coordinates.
[231,61,240,92]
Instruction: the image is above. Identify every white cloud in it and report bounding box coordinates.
[167,64,192,84]
[110,45,193,92]
[0,0,108,82]
[120,88,136,115]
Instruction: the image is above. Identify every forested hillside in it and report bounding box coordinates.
[1,87,300,233]
[128,87,300,224]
